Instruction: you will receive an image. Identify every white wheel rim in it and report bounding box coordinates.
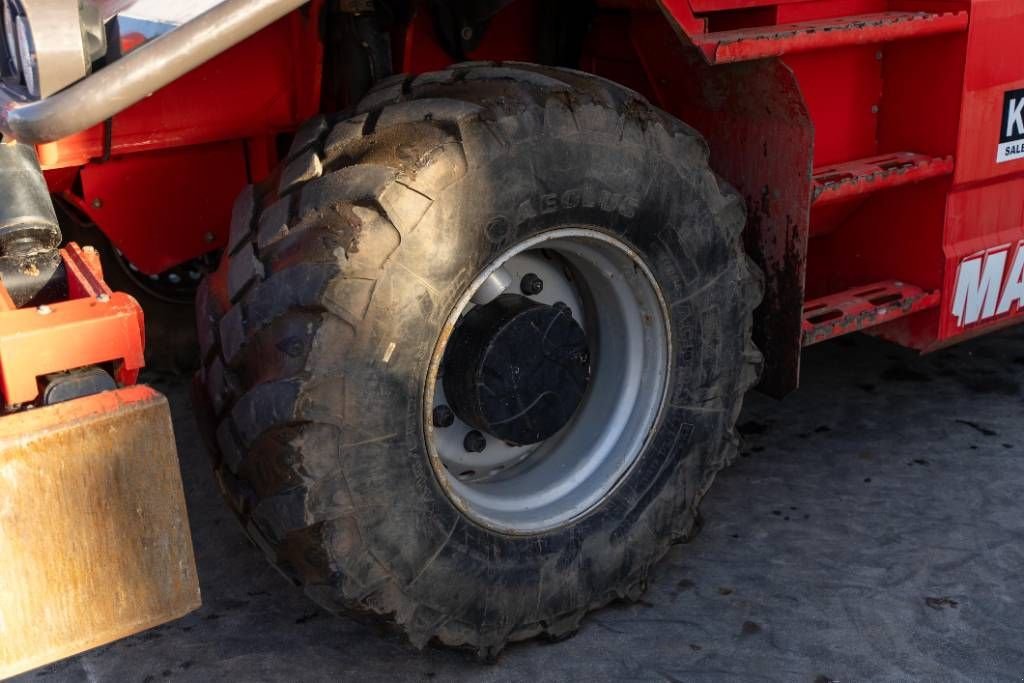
[424,228,672,534]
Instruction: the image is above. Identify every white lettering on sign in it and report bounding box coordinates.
[952,242,1024,326]
[1007,97,1024,139]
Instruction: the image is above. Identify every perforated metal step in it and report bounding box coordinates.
[802,281,940,345]
[692,11,968,64]
[812,153,955,205]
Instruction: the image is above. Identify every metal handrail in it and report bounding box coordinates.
[0,0,310,143]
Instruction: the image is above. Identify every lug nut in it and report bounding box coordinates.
[432,404,455,428]
[520,273,544,296]
[463,430,486,453]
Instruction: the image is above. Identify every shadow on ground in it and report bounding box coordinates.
[24,325,1024,682]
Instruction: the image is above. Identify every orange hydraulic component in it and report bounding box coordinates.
[0,242,144,406]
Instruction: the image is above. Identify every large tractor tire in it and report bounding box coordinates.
[195,62,762,657]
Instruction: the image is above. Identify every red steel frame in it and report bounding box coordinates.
[635,0,1021,392]
[42,8,324,274]
[0,8,323,410]
[0,0,1018,408]
[0,243,143,406]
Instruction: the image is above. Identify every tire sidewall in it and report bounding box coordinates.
[321,131,743,620]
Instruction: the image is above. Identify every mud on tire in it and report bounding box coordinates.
[195,62,762,657]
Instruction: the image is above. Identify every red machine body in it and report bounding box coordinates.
[42,8,323,275]
[23,0,1024,405]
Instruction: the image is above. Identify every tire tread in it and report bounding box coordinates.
[197,61,762,656]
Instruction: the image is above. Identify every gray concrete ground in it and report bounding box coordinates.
[19,325,1024,682]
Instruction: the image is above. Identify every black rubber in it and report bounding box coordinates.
[441,294,590,446]
[195,62,763,658]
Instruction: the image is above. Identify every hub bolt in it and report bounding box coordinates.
[463,430,487,453]
[432,404,455,428]
[520,273,544,296]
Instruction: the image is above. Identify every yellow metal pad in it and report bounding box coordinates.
[0,386,200,679]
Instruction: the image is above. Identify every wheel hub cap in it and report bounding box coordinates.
[442,294,590,446]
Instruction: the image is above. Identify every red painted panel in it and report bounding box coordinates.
[937,0,1024,343]
[37,9,322,170]
[806,177,950,299]
[68,142,251,274]
[785,46,883,167]
[952,2,1024,183]
[877,32,966,159]
[939,178,1024,340]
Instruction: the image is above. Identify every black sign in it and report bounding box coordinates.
[1001,89,1024,143]
[998,88,1024,163]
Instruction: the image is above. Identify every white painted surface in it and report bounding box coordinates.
[118,0,224,25]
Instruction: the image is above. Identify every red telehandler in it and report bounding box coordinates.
[0,0,1021,675]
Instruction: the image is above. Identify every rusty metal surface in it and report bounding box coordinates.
[0,385,200,679]
[691,11,969,64]
[635,13,815,396]
[801,281,941,346]
[812,153,955,206]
